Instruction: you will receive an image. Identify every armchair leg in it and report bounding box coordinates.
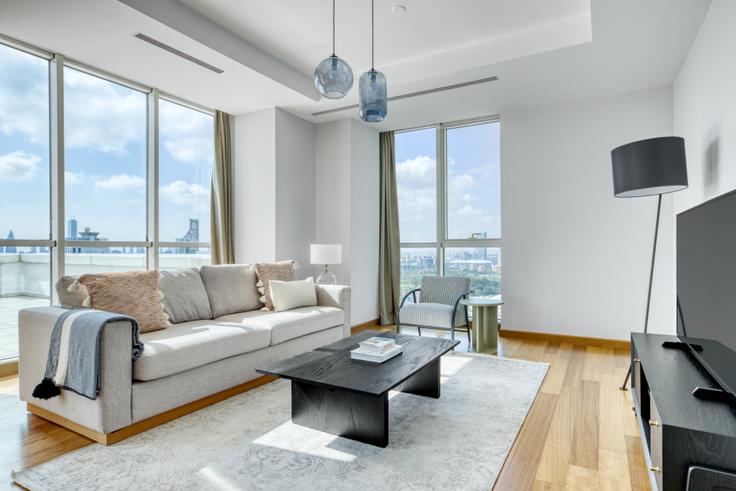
[416,326,422,336]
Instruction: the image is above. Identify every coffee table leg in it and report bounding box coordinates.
[291,381,389,447]
[397,358,441,398]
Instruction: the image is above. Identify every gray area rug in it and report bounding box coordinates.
[13,352,548,491]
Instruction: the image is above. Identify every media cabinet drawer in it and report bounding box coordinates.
[649,392,664,491]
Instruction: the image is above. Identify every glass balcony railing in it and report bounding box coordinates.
[0,252,210,361]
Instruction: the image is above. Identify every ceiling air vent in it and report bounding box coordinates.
[134,33,224,74]
[311,76,498,116]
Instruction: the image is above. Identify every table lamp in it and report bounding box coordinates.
[310,244,342,284]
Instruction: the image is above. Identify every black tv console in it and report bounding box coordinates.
[631,333,736,490]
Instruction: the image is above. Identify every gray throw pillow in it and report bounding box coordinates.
[199,264,262,317]
[159,268,212,324]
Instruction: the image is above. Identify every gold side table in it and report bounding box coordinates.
[460,297,503,354]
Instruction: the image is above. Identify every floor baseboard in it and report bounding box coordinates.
[499,328,631,350]
[351,319,385,334]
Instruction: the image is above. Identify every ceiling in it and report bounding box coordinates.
[0,0,711,130]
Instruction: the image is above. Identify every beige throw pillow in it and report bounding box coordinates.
[78,270,169,333]
[253,260,298,311]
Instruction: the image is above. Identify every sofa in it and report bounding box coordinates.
[18,264,351,443]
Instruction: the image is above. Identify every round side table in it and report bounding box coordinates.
[460,297,503,354]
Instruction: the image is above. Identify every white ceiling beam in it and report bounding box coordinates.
[117,0,320,101]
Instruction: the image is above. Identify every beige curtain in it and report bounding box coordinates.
[379,131,401,325]
[211,111,235,264]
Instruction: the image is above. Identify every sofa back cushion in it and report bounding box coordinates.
[253,260,298,310]
[200,264,261,317]
[159,268,212,324]
[78,270,169,333]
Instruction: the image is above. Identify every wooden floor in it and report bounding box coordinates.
[0,331,649,490]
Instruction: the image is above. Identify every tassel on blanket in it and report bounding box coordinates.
[32,378,61,399]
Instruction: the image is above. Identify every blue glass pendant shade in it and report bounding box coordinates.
[314,55,353,99]
[359,69,387,122]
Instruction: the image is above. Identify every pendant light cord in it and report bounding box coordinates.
[371,0,375,69]
[332,0,336,56]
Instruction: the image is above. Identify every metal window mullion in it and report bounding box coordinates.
[158,242,211,248]
[50,54,65,303]
[147,89,160,270]
[0,240,55,247]
[437,126,446,276]
[65,241,151,248]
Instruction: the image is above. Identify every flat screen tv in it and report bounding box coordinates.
[677,189,736,400]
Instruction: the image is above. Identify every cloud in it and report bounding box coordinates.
[396,155,435,186]
[63,68,147,155]
[163,137,213,164]
[65,170,85,185]
[159,100,213,164]
[0,48,49,145]
[0,151,41,181]
[160,180,209,209]
[94,174,145,191]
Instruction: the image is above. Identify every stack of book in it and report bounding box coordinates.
[350,336,403,363]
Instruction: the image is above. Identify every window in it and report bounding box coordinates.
[0,43,51,360]
[396,119,501,297]
[158,99,213,265]
[0,37,217,361]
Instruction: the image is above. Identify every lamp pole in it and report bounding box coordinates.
[620,193,662,391]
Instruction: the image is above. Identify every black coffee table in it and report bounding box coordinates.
[257,330,459,447]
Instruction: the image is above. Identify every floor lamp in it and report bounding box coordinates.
[611,136,688,391]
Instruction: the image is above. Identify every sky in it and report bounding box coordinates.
[0,43,213,244]
[395,121,501,244]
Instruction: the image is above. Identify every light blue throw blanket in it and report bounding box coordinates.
[33,309,144,400]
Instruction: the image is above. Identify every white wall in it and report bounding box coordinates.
[673,0,736,214]
[232,109,276,263]
[275,109,316,275]
[502,87,675,340]
[314,120,352,283]
[314,119,380,325]
[232,108,316,274]
[349,120,380,326]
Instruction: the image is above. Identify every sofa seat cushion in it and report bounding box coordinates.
[133,320,271,381]
[216,306,344,346]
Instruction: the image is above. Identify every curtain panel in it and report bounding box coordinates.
[211,111,235,264]
[379,131,401,325]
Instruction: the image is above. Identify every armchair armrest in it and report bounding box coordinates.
[452,290,473,327]
[18,306,133,433]
[315,284,351,338]
[400,288,421,307]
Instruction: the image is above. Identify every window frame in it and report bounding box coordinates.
[0,34,215,303]
[397,115,501,281]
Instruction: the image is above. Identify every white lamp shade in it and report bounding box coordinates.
[310,244,342,265]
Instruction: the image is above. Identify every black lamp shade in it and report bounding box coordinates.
[611,136,688,198]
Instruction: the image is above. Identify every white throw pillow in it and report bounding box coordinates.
[269,277,317,312]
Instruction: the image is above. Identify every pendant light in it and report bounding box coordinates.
[359,0,387,122]
[314,0,353,99]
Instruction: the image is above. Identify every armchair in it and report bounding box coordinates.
[396,275,472,344]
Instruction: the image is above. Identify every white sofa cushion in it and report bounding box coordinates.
[133,320,271,381]
[269,277,317,312]
[216,306,344,346]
